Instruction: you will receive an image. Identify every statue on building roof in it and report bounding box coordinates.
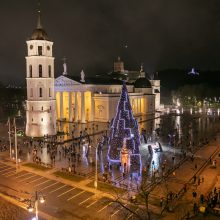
[80,70,85,82]
[62,57,67,75]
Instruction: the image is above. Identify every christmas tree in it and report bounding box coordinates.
[107,82,141,173]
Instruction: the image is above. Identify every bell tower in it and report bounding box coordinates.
[25,5,56,137]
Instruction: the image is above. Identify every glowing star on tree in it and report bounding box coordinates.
[107,82,141,173]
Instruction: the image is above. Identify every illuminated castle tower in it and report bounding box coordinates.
[107,82,141,173]
[25,7,56,137]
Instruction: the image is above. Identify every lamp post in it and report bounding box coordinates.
[94,144,98,190]
[13,117,18,171]
[7,117,12,159]
[27,191,45,220]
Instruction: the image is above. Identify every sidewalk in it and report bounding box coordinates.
[159,135,220,219]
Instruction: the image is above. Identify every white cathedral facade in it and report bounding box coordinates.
[55,59,160,124]
[25,10,161,137]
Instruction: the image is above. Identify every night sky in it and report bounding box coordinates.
[1,0,220,85]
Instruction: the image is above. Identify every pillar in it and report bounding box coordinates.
[81,92,85,123]
[139,98,142,113]
[69,92,73,121]
[74,92,78,122]
[60,91,63,119]
[90,93,94,121]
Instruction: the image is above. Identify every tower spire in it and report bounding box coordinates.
[37,0,42,29]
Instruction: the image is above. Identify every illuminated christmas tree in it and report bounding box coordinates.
[107,82,141,173]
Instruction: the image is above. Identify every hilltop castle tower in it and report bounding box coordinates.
[25,8,56,137]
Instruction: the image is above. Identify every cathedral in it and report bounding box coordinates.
[25,8,161,137]
[55,58,161,123]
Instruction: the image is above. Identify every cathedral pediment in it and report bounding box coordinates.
[55,75,81,87]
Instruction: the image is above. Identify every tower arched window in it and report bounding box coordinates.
[48,65,51,77]
[30,88,33,97]
[39,65,42,77]
[38,46,42,56]
[29,65,32,77]
[39,87,43,97]
[49,88,51,97]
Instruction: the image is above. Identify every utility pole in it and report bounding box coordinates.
[35,191,39,220]
[8,117,12,159]
[14,117,18,171]
[94,145,98,190]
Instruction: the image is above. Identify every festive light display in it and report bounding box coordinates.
[107,82,141,173]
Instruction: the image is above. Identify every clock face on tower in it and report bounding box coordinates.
[30,45,33,50]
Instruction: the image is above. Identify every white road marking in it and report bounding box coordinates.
[79,197,92,205]
[34,179,52,187]
[49,185,67,194]
[0,167,14,173]
[3,170,16,176]
[41,182,59,191]
[126,208,139,220]
[67,191,85,201]
[5,170,23,177]
[26,176,44,184]
[86,200,98,208]
[14,172,31,179]
[18,174,36,182]
[57,188,75,198]
[98,202,113,213]
[111,206,123,217]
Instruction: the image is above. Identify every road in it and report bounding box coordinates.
[0,196,32,220]
[0,161,141,220]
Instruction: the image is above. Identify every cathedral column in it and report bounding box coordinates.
[60,91,63,119]
[69,92,73,121]
[90,93,94,121]
[81,92,85,123]
[135,99,137,114]
[139,98,141,113]
[139,98,142,113]
[74,92,78,122]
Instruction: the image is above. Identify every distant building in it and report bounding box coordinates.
[188,68,199,75]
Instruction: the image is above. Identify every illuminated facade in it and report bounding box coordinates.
[55,59,159,123]
[25,10,56,137]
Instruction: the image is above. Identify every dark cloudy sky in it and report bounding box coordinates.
[1,0,220,85]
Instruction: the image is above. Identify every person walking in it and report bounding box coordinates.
[200,194,204,204]
[193,203,198,214]
[198,176,200,185]
[193,175,196,184]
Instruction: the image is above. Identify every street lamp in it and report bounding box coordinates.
[27,191,45,220]
[13,117,18,171]
[94,143,98,190]
[7,117,12,159]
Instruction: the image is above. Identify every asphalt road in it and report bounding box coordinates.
[0,162,140,220]
[0,196,33,220]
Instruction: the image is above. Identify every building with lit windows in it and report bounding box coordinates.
[25,9,161,137]
[25,9,56,137]
[55,57,161,123]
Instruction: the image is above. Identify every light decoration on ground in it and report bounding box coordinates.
[107,82,141,173]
